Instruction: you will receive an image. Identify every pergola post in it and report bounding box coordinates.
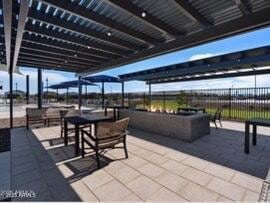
[149,83,152,110]
[37,68,42,109]
[102,81,105,109]
[26,74,29,104]
[9,69,13,128]
[78,76,82,109]
[121,81,124,107]
[56,88,59,103]
[66,88,69,105]
[85,85,88,106]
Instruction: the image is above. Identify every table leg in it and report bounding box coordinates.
[64,120,68,146]
[245,123,250,154]
[75,124,79,156]
[252,124,257,146]
[104,107,107,116]
[113,108,116,121]
[117,109,120,120]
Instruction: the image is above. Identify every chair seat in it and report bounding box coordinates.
[84,132,123,149]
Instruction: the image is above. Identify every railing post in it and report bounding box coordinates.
[163,91,166,111]
[128,93,130,107]
[229,88,232,119]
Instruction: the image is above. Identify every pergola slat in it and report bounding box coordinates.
[234,0,251,15]
[38,0,163,45]
[24,23,131,56]
[174,0,211,26]
[106,0,182,37]
[27,8,147,51]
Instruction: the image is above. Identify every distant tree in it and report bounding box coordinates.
[176,91,189,107]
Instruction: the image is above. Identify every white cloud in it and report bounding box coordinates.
[189,53,218,61]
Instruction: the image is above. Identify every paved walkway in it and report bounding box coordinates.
[10,121,269,201]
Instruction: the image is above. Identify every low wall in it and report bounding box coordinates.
[119,109,210,142]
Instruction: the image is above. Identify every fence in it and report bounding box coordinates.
[116,87,270,121]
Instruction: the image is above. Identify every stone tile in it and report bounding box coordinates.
[49,183,80,201]
[111,165,140,184]
[70,181,98,201]
[242,190,260,201]
[121,193,142,201]
[42,168,67,186]
[178,182,219,201]
[182,156,210,170]
[161,160,188,176]
[207,177,246,201]
[132,148,153,157]
[122,155,148,168]
[82,169,114,190]
[148,187,187,201]
[138,163,165,179]
[181,167,214,186]
[57,164,74,178]
[127,176,162,200]
[93,180,132,201]
[12,161,39,175]
[164,151,190,162]
[155,171,188,192]
[203,163,235,181]
[144,152,168,165]
[216,195,232,201]
[231,172,263,193]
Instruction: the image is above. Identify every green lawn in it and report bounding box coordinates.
[135,99,270,120]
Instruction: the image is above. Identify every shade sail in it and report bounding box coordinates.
[49,80,96,89]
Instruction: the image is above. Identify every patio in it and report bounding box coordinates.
[10,120,269,201]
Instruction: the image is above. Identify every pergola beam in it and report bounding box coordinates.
[27,7,146,51]
[12,0,29,72]
[174,0,211,26]
[18,41,103,65]
[38,0,162,45]
[18,49,97,66]
[234,0,251,15]
[106,0,182,37]
[2,0,12,71]
[23,23,130,56]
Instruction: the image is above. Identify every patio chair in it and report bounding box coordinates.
[45,108,62,127]
[81,117,130,168]
[26,108,47,130]
[210,107,224,129]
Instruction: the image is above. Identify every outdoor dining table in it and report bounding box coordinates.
[245,118,270,154]
[104,105,129,121]
[178,107,206,113]
[64,115,112,156]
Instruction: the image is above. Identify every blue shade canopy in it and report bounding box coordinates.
[48,84,75,89]
[49,80,96,89]
[60,80,97,86]
[83,75,120,83]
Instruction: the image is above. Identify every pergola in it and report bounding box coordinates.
[119,45,270,107]
[1,0,270,128]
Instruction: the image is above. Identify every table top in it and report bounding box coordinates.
[64,115,112,125]
[246,118,270,126]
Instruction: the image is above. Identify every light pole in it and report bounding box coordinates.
[46,77,49,103]
[15,82,17,103]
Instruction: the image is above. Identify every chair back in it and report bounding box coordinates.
[26,108,46,118]
[64,109,81,117]
[46,108,61,118]
[115,117,130,133]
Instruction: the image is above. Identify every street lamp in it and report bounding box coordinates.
[46,77,49,103]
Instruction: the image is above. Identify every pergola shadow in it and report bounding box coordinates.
[128,126,270,179]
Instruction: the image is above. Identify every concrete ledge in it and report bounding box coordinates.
[119,109,210,142]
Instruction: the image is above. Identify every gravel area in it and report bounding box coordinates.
[0,117,26,129]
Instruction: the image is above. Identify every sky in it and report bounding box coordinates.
[0,27,270,95]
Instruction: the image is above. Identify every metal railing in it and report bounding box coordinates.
[116,87,270,121]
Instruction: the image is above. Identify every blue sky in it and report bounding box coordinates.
[0,27,270,94]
